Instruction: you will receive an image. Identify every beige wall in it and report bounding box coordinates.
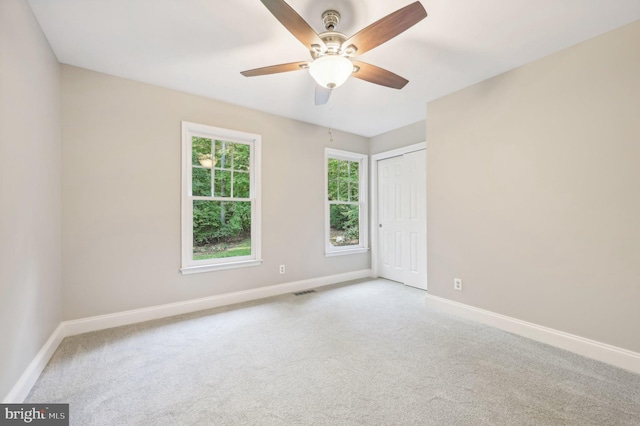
[61,65,370,320]
[426,21,640,352]
[369,120,426,155]
[0,0,62,399]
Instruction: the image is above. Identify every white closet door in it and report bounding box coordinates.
[403,149,427,290]
[377,150,427,289]
[377,155,405,283]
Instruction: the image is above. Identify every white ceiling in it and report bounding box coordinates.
[27,0,640,137]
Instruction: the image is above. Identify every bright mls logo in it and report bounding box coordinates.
[0,404,68,425]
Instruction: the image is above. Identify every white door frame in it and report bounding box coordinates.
[370,142,427,280]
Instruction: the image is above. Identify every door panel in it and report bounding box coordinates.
[378,156,404,283]
[403,150,427,290]
[377,150,427,289]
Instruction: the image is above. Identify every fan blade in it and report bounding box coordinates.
[241,61,309,77]
[351,61,409,89]
[341,1,427,56]
[261,0,326,50]
[315,85,332,105]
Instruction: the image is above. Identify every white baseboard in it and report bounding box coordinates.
[3,269,371,402]
[425,294,640,374]
[63,269,371,336]
[3,324,65,403]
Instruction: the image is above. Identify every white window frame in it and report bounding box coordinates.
[181,121,262,274]
[325,148,369,257]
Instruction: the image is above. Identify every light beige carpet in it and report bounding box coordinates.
[27,279,640,425]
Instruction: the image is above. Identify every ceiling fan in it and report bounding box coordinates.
[241,0,427,105]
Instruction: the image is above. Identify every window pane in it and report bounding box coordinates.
[192,137,212,166]
[234,143,250,171]
[192,137,213,196]
[328,179,338,201]
[328,158,339,181]
[234,171,250,198]
[328,158,360,202]
[193,200,252,260]
[338,178,349,201]
[192,167,211,197]
[348,161,359,201]
[214,170,232,197]
[215,140,232,170]
[349,179,359,202]
[349,161,359,181]
[338,160,349,181]
[329,204,360,246]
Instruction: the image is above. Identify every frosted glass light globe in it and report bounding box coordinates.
[309,55,353,89]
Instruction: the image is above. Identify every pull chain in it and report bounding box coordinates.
[328,102,334,143]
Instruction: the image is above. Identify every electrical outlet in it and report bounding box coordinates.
[279,265,285,274]
[454,278,462,291]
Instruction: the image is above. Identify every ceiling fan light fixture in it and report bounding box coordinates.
[309,55,353,89]
[198,154,216,169]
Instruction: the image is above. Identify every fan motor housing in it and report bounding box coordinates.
[311,31,347,59]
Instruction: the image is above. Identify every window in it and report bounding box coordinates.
[181,122,261,274]
[325,148,368,256]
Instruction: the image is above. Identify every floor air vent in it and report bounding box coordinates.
[293,289,317,296]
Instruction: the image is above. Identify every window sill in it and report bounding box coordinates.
[325,247,369,257]
[180,259,263,275]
